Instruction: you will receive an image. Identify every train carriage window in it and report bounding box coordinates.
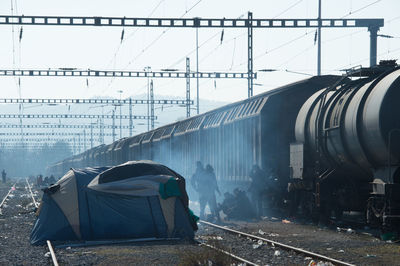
[248,98,260,115]
[218,111,230,125]
[175,120,191,135]
[234,106,243,119]
[233,105,242,120]
[209,114,217,127]
[232,106,241,120]
[226,106,243,123]
[211,113,219,126]
[237,103,246,118]
[205,112,219,128]
[203,115,211,128]
[238,102,249,118]
[187,116,204,132]
[215,113,221,125]
[187,118,195,131]
[226,107,238,122]
[130,134,145,146]
[204,113,216,128]
[240,101,251,117]
[226,108,235,122]
[245,100,256,116]
[207,115,215,127]
[153,128,165,141]
[197,116,204,128]
[142,132,154,143]
[161,125,175,138]
[254,97,267,114]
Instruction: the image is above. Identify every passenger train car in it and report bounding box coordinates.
[47,61,400,229]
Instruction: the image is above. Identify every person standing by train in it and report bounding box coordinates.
[191,161,221,221]
[191,161,207,217]
[204,164,221,222]
[2,169,6,183]
[248,164,266,217]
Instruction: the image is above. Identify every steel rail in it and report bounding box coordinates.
[47,240,59,266]
[25,178,39,208]
[24,179,58,266]
[199,242,259,266]
[200,220,355,266]
[0,183,16,209]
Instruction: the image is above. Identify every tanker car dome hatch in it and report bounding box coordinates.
[30,162,196,246]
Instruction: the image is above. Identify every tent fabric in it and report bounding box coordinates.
[51,170,80,238]
[96,160,178,184]
[159,196,176,235]
[88,175,175,196]
[30,161,196,245]
[31,166,109,245]
[159,178,182,199]
[30,193,79,244]
[95,160,190,208]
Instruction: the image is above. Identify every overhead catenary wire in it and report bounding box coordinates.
[341,0,383,18]
[272,0,304,19]
[335,46,400,71]
[103,0,204,96]
[123,0,204,70]
[227,0,308,70]
[103,0,166,90]
[230,31,312,70]
[167,30,222,68]
[199,32,247,65]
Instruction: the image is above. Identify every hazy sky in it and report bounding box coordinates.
[0,0,399,141]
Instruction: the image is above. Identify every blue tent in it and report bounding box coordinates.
[31,161,197,245]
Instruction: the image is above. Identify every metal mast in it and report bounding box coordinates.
[317,0,322,76]
[150,80,155,130]
[186,57,191,118]
[247,12,253,98]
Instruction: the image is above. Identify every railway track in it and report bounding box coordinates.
[0,183,16,212]
[24,179,59,266]
[199,220,356,266]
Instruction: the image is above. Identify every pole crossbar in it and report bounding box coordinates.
[0,132,114,136]
[0,138,92,142]
[0,13,384,99]
[0,98,193,105]
[0,69,255,79]
[0,124,137,129]
[0,15,383,28]
[0,114,145,119]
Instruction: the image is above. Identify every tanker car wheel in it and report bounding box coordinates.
[311,207,319,224]
[334,207,343,221]
[366,197,383,228]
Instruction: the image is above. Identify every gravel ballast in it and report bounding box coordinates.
[1,180,400,265]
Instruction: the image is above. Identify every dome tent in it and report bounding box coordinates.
[30,161,197,245]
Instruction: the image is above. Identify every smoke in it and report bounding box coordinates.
[0,141,72,177]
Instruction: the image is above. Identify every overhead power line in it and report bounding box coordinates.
[0,13,384,97]
[273,0,304,19]
[121,0,204,71]
[341,0,383,19]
